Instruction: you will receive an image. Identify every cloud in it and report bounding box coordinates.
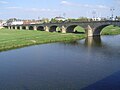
[26,8,58,12]
[6,7,22,9]
[26,8,52,12]
[96,5,109,9]
[60,0,109,9]
[5,6,59,13]
[60,0,80,7]
[0,0,8,4]
[61,0,72,5]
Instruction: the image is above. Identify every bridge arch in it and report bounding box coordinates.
[3,26,8,29]
[37,26,44,31]
[49,25,59,32]
[66,25,77,33]
[13,26,15,29]
[93,24,111,36]
[22,26,26,29]
[66,25,85,33]
[17,26,20,29]
[29,26,34,30]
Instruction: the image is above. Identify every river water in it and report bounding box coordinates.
[0,35,120,90]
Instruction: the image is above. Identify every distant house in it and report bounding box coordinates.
[23,20,43,25]
[11,21,23,25]
[92,17,101,21]
[0,20,7,26]
[54,17,66,21]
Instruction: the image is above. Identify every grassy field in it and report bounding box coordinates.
[102,25,120,35]
[0,29,85,51]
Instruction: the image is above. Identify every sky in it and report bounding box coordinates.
[0,0,120,19]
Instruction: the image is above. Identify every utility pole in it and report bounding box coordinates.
[92,10,96,21]
[63,13,66,18]
[110,8,115,20]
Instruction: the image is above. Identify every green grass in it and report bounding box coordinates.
[101,25,120,35]
[0,29,85,51]
[75,26,85,33]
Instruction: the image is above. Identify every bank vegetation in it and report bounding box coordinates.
[0,25,120,51]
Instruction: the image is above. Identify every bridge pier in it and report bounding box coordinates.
[26,26,29,30]
[86,25,101,37]
[11,26,13,29]
[86,25,93,37]
[15,26,17,30]
[8,26,11,29]
[20,26,22,30]
[45,26,49,32]
[33,26,37,31]
[61,26,66,33]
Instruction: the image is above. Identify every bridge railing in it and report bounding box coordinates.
[4,20,120,27]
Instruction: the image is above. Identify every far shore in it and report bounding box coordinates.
[0,25,120,52]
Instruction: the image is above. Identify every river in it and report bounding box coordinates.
[0,35,120,90]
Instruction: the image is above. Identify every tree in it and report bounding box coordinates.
[50,18,58,23]
[78,17,89,22]
[42,18,49,23]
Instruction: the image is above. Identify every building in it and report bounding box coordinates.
[92,17,102,21]
[11,21,23,25]
[23,20,44,25]
[54,17,66,21]
[0,20,7,26]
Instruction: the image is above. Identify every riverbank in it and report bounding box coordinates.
[0,29,85,52]
[0,25,120,52]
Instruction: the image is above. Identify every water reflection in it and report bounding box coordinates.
[84,36,102,47]
[60,40,79,46]
[60,36,103,48]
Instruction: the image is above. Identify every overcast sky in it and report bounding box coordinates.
[0,0,120,19]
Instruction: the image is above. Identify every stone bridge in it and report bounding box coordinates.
[6,21,120,37]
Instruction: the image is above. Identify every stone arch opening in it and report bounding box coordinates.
[49,26,59,32]
[93,24,111,36]
[13,26,15,29]
[4,26,8,29]
[17,26,20,29]
[22,26,26,29]
[37,26,44,31]
[66,25,85,33]
[66,25,77,33]
[29,26,34,30]
[74,26,85,34]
